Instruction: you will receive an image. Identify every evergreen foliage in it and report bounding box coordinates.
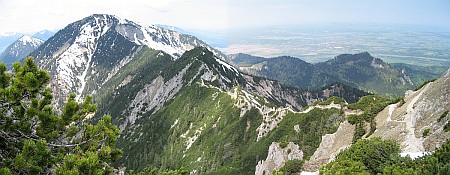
[233,53,446,97]
[423,128,431,137]
[0,57,122,174]
[317,96,346,105]
[439,110,449,122]
[321,138,450,175]
[116,82,344,173]
[445,121,450,132]
[277,159,304,174]
[347,95,398,141]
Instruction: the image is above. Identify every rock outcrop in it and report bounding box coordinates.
[255,142,304,175]
[371,68,450,157]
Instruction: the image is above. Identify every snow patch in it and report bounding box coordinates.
[171,119,179,129]
[18,35,43,46]
[185,125,204,151]
[53,17,111,101]
[116,23,191,59]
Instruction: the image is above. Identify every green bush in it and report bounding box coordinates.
[319,96,346,105]
[279,142,289,149]
[348,114,363,125]
[423,129,431,137]
[0,58,122,174]
[444,121,450,132]
[439,110,449,122]
[332,137,400,174]
[321,138,450,175]
[347,95,396,142]
[415,78,437,91]
[320,159,369,175]
[278,159,304,174]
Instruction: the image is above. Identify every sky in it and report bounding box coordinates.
[0,0,449,34]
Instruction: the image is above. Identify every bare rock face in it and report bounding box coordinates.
[371,68,450,157]
[303,121,355,171]
[299,69,450,172]
[255,142,303,175]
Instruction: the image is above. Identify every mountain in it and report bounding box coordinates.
[6,13,449,174]
[390,63,448,85]
[0,32,24,53]
[99,44,449,174]
[155,24,188,34]
[316,52,415,95]
[301,68,450,172]
[30,14,226,105]
[0,35,43,66]
[371,68,450,155]
[98,47,366,174]
[229,53,266,67]
[26,14,373,174]
[231,52,445,96]
[0,30,54,53]
[241,55,340,89]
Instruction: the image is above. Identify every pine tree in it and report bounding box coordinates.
[0,57,122,174]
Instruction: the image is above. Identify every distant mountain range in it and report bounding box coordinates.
[0,30,55,53]
[0,35,43,66]
[230,52,447,96]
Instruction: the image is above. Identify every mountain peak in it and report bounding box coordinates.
[84,13,118,20]
[326,52,389,68]
[358,51,372,57]
[334,52,374,61]
[18,35,43,44]
[0,35,43,66]
[30,14,224,102]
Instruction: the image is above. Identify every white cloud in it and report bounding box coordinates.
[0,0,228,33]
[0,0,447,34]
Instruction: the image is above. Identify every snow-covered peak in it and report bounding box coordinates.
[0,35,43,66]
[115,22,192,59]
[18,35,43,46]
[75,14,206,59]
[31,14,225,104]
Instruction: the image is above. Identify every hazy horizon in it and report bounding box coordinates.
[0,0,449,34]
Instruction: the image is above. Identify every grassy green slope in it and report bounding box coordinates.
[92,47,349,174]
[94,47,174,122]
[232,52,446,97]
[117,83,344,174]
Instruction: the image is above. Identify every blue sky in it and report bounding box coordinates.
[229,0,450,28]
[0,0,448,33]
